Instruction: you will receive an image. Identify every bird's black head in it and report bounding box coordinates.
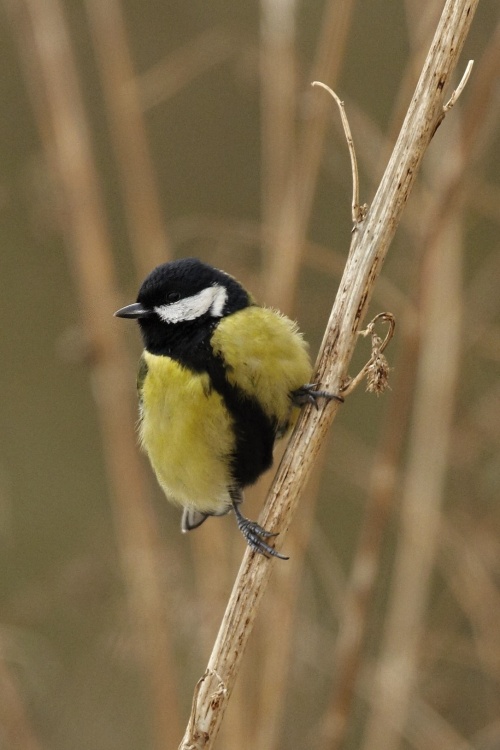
[115,258,251,363]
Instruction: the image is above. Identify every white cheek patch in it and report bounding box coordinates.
[155,284,228,324]
[209,283,228,317]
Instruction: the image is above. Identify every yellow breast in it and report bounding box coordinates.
[139,351,235,513]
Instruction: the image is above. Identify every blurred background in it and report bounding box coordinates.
[1,0,499,748]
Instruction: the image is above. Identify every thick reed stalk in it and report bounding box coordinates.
[85,0,171,276]
[0,639,42,750]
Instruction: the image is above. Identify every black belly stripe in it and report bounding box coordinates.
[205,355,276,488]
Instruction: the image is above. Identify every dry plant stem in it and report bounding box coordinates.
[311,81,364,223]
[439,521,500,680]
[260,0,297,274]
[5,0,182,746]
[443,59,474,111]
[263,0,356,312]
[0,643,42,750]
[85,0,171,276]
[179,1,478,747]
[384,2,443,162]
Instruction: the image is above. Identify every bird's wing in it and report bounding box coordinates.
[211,306,312,427]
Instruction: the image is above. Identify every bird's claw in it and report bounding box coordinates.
[233,504,289,560]
[292,383,344,409]
[237,517,276,539]
[239,520,289,560]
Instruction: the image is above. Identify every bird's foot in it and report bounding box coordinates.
[232,501,289,560]
[292,383,344,411]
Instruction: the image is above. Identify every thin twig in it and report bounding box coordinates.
[178,1,478,747]
[311,81,365,223]
[443,59,474,112]
[263,0,356,312]
[432,58,475,135]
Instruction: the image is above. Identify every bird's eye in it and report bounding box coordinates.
[167,291,181,303]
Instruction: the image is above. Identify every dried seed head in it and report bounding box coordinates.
[365,333,391,395]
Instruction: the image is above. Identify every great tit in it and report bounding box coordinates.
[115,258,337,559]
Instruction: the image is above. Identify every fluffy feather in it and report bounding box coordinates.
[139,352,234,513]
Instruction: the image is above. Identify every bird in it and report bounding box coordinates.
[115,258,339,559]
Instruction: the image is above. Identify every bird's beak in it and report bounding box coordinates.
[114,302,152,319]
